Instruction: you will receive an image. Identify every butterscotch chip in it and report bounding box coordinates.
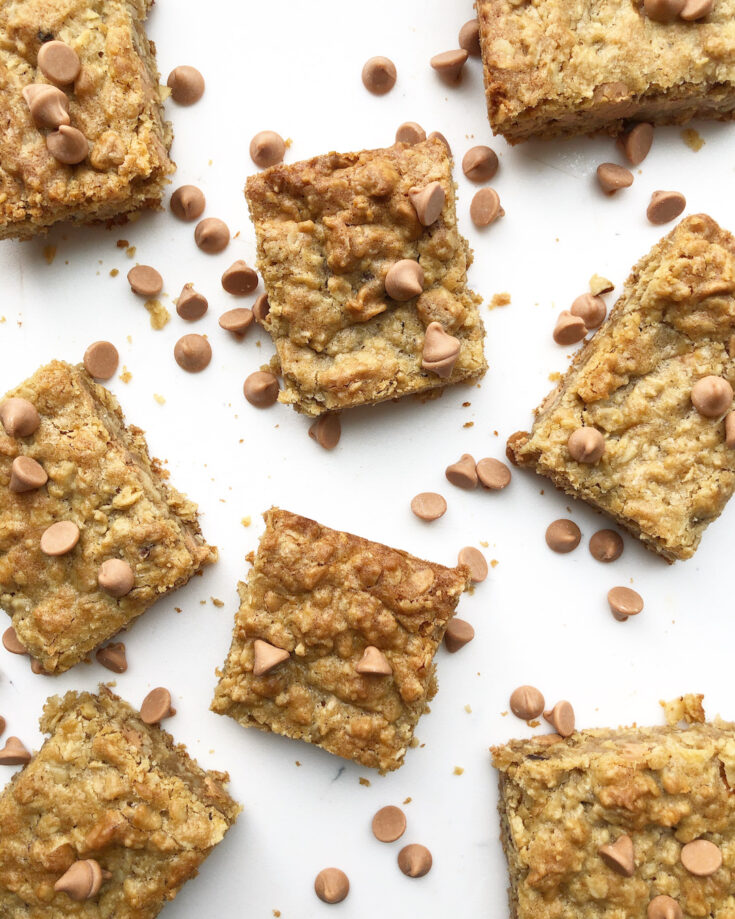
[398,844,433,877]
[249,131,286,168]
[726,411,735,447]
[30,658,47,675]
[458,547,488,582]
[598,835,635,876]
[40,521,80,556]
[37,40,80,84]
[253,639,290,676]
[596,162,634,194]
[647,190,686,225]
[355,646,392,675]
[643,0,685,21]
[680,0,714,18]
[543,700,575,737]
[410,492,447,521]
[680,839,722,876]
[445,453,478,489]
[428,130,451,153]
[309,412,341,450]
[9,456,48,493]
[98,559,135,598]
[54,858,106,901]
[408,182,445,227]
[174,334,212,373]
[46,125,88,165]
[219,308,253,335]
[361,56,397,94]
[253,293,270,324]
[691,375,733,417]
[0,398,40,437]
[176,284,208,320]
[607,586,643,621]
[590,529,624,562]
[95,642,128,673]
[568,427,605,463]
[170,185,206,221]
[314,868,350,904]
[140,687,175,724]
[444,618,475,652]
[221,260,258,296]
[127,265,162,298]
[194,218,230,253]
[83,341,119,380]
[243,371,279,407]
[166,65,205,104]
[470,188,504,227]
[476,457,511,490]
[620,123,654,165]
[545,519,581,553]
[462,145,499,182]
[385,259,424,301]
[372,805,407,843]
[0,736,31,765]
[2,626,26,655]
[570,293,606,329]
[510,685,545,720]
[422,321,461,378]
[396,122,426,145]
[23,84,70,130]
[430,49,468,83]
[458,19,481,56]
[553,310,587,345]
[648,895,683,919]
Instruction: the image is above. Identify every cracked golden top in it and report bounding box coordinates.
[0,689,240,918]
[0,361,215,673]
[508,215,735,561]
[0,0,173,239]
[478,0,735,143]
[245,138,486,416]
[212,508,470,773]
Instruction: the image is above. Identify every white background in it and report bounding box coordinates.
[2,1,735,915]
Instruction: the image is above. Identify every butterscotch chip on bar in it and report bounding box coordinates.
[0,361,216,673]
[507,215,735,561]
[477,0,735,144]
[0,687,240,914]
[212,508,470,772]
[244,138,486,416]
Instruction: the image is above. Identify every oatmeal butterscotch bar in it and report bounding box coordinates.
[0,0,173,239]
[477,0,735,144]
[244,137,486,416]
[492,697,735,919]
[212,508,470,773]
[508,215,735,561]
[0,688,240,917]
[0,360,216,673]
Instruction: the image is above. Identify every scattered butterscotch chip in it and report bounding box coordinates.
[40,520,80,557]
[410,492,447,521]
[355,646,392,675]
[308,412,341,450]
[222,260,258,296]
[398,844,433,878]
[174,334,212,373]
[545,519,581,553]
[430,49,468,83]
[314,868,350,904]
[170,185,206,221]
[619,122,654,165]
[589,529,624,562]
[691,375,733,417]
[476,457,511,490]
[553,310,587,345]
[372,805,407,843]
[458,18,481,56]
[510,685,545,720]
[396,122,426,145]
[2,626,26,655]
[385,259,424,301]
[444,618,475,653]
[95,642,128,673]
[362,56,396,94]
[194,218,230,253]
[648,895,683,919]
[725,411,735,447]
[543,700,575,737]
[243,371,279,407]
[176,284,208,320]
[409,182,445,226]
[219,308,253,335]
[167,65,205,104]
[680,839,722,876]
[568,427,605,463]
[458,547,488,582]
[9,456,48,493]
[570,293,606,329]
[0,736,31,765]
[445,453,478,489]
[607,586,644,621]
[596,162,634,195]
[46,125,88,164]
[127,265,162,298]
[23,84,70,130]
[643,0,685,21]
[249,130,286,168]
[83,341,119,380]
[647,190,686,225]
[598,835,635,877]
[470,187,504,227]
[0,398,40,437]
[253,293,270,324]
[38,40,81,84]
[30,658,46,675]
[54,859,106,901]
[98,559,135,598]
[140,687,175,724]
[253,639,290,676]
[462,145,499,182]
[421,321,460,377]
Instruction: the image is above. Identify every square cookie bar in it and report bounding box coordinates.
[508,215,735,561]
[0,0,173,239]
[0,360,216,673]
[477,0,735,143]
[0,688,240,917]
[212,508,470,773]
[244,137,486,416]
[492,700,735,919]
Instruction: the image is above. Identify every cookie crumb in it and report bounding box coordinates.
[489,292,511,309]
[125,246,136,258]
[403,796,412,805]
[681,128,705,152]
[119,367,132,383]
[490,559,499,568]
[43,245,57,265]
[241,516,252,527]
[211,597,224,608]
[116,239,129,248]
[153,394,165,405]
[464,704,472,713]
[109,268,119,277]
[548,371,561,382]
[463,421,474,428]
[661,694,705,726]
[453,766,465,776]
[359,776,371,787]
[145,300,170,330]
[273,912,281,917]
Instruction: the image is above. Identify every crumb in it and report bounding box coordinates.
[295,761,301,767]
[0,317,5,324]
[285,137,293,148]
[548,371,561,382]
[501,710,508,717]
[273,912,281,918]
[463,421,474,429]
[174,607,182,613]
[153,394,165,405]
[359,777,371,787]
[490,559,499,568]
[116,239,129,248]
[528,719,540,727]
[493,430,498,436]
[462,401,471,407]
[211,598,224,608]
[681,128,705,151]
[480,540,489,548]
[464,704,472,713]
[125,246,136,258]
[42,245,57,265]
[145,300,170,330]
[403,797,412,805]
[409,737,420,749]
[453,766,465,776]
[489,292,511,310]
[540,489,545,495]
[109,268,119,277]
[589,274,614,296]
[241,516,252,527]
[119,367,132,384]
